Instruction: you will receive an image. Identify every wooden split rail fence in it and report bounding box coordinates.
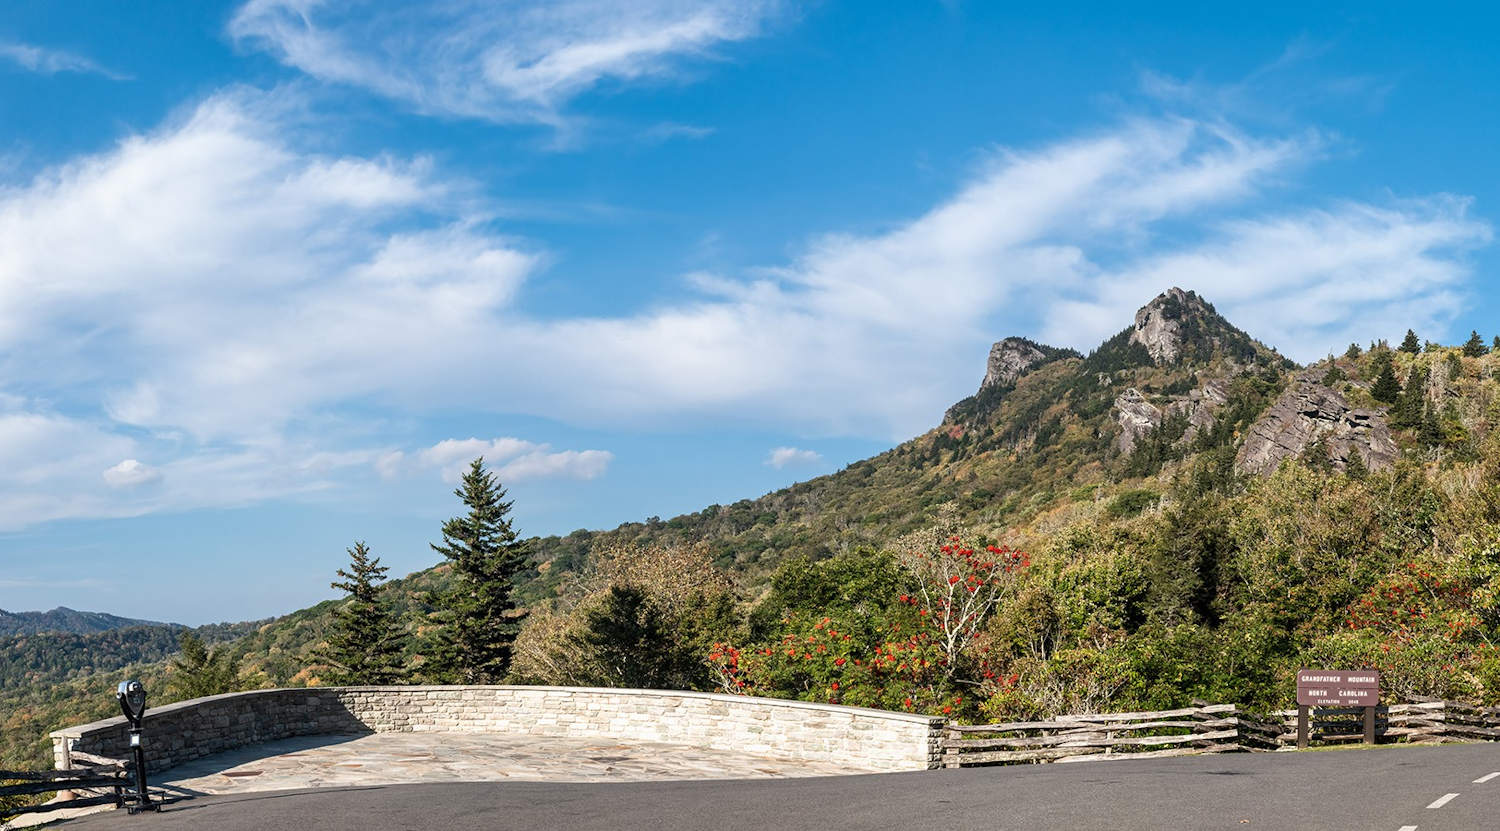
[1268,700,1500,746]
[0,752,130,824]
[943,704,1281,767]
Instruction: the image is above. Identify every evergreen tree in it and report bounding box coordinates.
[1344,343,1363,360]
[573,584,696,689]
[425,458,530,684]
[1371,360,1402,404]
[1343,450,1369,480]
[1463,330,1489,357]
[314,541,406,685]
[166,632,241,701]
[1392,366,1427,429]
[1420,400,1445,447]
[1493,335,1500,351]
[1400,329,1422,354]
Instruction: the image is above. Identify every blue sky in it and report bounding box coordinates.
[1,1,1496,624]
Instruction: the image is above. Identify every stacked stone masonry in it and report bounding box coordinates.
[52,686,944,774]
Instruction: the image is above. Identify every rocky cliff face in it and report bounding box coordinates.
[1113,388,1161,454]
[1113,377,1232,454]
[1236,372,1397,475]
[982,338,1050,390]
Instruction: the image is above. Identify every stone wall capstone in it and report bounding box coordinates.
[51,686,944,774]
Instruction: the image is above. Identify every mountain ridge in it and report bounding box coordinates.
[0,607,172,638]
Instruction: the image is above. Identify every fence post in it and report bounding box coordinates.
[1297,705,1309,749]
[1363,706,1376,745]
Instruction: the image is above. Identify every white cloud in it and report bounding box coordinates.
[0,88,1489,528]
[0,41,129,80]
[417,437,613,482]
[102,459,162,488]
[228,0,784,126]
[765,446,820,469]
[1042,197,1489,357]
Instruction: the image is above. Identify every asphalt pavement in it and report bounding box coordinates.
[59,743,1500,831]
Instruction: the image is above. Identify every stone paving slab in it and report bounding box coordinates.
[155,733,870,797]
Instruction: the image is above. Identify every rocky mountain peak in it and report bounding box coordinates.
[1128,286,1260,364]
[981,337,1050,390]
[1128,287,1220,365]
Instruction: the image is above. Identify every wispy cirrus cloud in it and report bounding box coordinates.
[0,41,130,80]
[228,0,786,127]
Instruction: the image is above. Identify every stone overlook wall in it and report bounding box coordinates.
[52,686,944,774]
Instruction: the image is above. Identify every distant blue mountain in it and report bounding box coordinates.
[0,606,172,637]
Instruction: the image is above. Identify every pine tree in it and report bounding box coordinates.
[1493,335,1500,351]
[1400,329,1422,354]
[1344,343,1363,360]
[425,457,530,684]
[1371,359,1402,404]
[1463,330,1489,357]
[167,632,241,701]
[314,541,406,685]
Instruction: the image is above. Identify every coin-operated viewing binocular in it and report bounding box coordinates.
[117,680,147,727]
[115,679,159,814]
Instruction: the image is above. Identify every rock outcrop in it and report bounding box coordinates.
[1112,377,1232,455]
[1114,388,1162,454]
[982,338,1050,390]
[1236,372,1397,475]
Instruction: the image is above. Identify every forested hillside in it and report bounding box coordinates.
[8,287,1500,771]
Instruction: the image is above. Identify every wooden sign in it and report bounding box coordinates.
[1296,669,1379,707]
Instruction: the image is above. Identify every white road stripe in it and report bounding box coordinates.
[1475,771,1500,784]
[1426,793,1460,809]
[1398,825,1418,831]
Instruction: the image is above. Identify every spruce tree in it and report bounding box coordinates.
[1344,343,1362,360]
[167,632,241,701]
[1420,400,1445,447]
[1392,366,1426,429]
[1371,359,1402,404]
[314,541,406,685]
[425,457,529,684]
[1493,335,1500,351]
[1463,330,1489,357]
[1400,329,1422,354]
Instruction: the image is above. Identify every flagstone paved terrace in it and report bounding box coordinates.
[154,732,865,797]
[53,686,946,776]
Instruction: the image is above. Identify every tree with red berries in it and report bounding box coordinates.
[899,537,1028,679]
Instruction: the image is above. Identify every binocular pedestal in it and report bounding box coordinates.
[116,680,161,815]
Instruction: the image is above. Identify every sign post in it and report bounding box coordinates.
[1295,669,1380,749]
